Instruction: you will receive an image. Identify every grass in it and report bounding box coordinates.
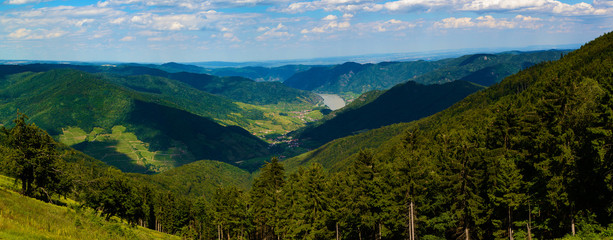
[0,175,179,240]
[59,125,190,173]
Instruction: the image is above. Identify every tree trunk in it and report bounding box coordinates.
[21,179,27,195]
[571,217,576,236]
[359,227,362,240]
[336,222,340,240]
[527,203,532,240]
[508,206,514,240]
[465,227,469,240]
[410,201,415,240]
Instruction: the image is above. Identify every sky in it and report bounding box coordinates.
[1,0,612,62]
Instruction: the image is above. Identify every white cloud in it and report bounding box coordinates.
[129,13,207,31]
[110,17,126,24]
[276,0,380,13]
[120,36,135,41]
[301,20,351,34]
[594,0,613,7]
[323,15,338,21]
[460,0,610,16]
[6,0,47,4]
[75,19,95,27]
[383,0,448,11]
[96,0,293,10]
[434,15,544,29]
[256,23,292,40]
[275,0,612,17]
[8,28,66,39]
[434,17,475,29]
[223,32,241,42]
[356,19,417,32]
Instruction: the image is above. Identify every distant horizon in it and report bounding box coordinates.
[0,42,581,67]
[1,0,611,63]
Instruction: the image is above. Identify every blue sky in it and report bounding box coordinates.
[1,0,612,62]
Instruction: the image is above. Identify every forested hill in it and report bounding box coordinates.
[283,49,568,95]
[0,69,270,173]
[295,80,485,146]
[281,31,613,239]
[0,63,321,106]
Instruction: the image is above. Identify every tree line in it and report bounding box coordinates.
[1,109,612,239]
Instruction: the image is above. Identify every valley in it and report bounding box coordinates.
[1,31,612,240]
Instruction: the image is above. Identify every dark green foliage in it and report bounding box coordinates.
[296,80,484,146]
[211,186,250,240]
[81,169,145,224]
[250,157,285,240]
[129,160,252,198]
[278,164,330,239]
[0,113,69,200]
[277,32,613,239]
[284,62,370,92]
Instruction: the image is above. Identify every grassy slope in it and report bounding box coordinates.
[0,175,178,240]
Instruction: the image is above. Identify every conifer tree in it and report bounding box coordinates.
[251,157,285,240]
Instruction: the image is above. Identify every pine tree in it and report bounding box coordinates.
[442,131,485,240]
[251,157,285,240]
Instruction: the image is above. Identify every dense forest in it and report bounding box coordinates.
[0,31,612,240]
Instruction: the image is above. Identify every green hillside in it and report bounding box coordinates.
[163,72,321,105]
[0,64,326,137]
[91,64,321,106]
[129,160,253,198]
[0,69,270,173]
[295,80,485,146]
[283,50,568,95]
[97,72,326,139]
[279,31,613,239]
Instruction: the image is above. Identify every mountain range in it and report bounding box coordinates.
[284,50,569,96]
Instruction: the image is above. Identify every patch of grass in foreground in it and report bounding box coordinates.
[0,175,179,240]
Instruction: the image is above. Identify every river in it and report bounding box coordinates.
[317,93,346,111]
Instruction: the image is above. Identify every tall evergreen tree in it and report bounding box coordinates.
[251,157,285,240]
